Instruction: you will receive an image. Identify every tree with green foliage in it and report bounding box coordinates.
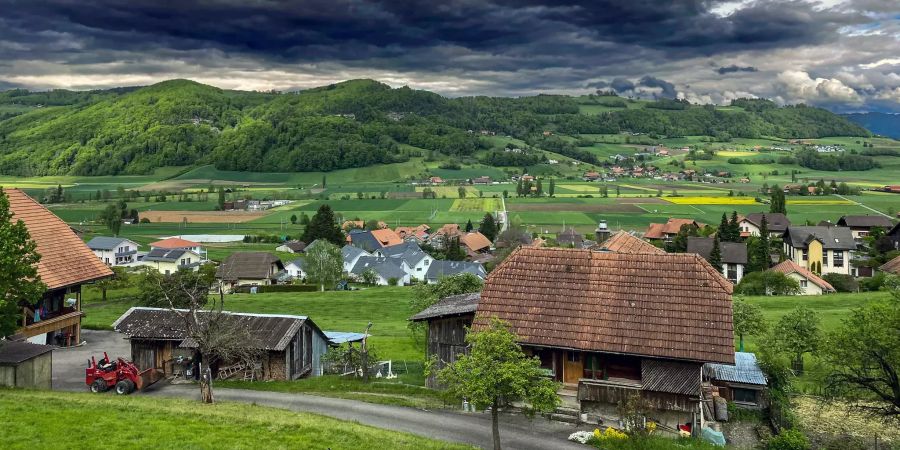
[94,266,129,302]
[769,306,822,374]
[0,189,46,337]
[289,214,297,225]
[708,234,723,272]
[615,185,620,197]
[217,187,225,210]
[728,211,740,241]
[748,215,772,273]
[321,175,326,189]
[305,241,343,292]
[733,297,767,352]
[515,180,523,197]
[479,213,498,242]
[302,204,344,246]
[735,270,801,296]
[457,186,466,199]
[823,277,900,420]
[409,273,483,334]
[535,178,543,196]
[136,264,216,309]
[100,204,122,235]
[432,318,560,450]
[465,219,474,232]
[299,212,310,226]
[360,268,378,286]
[599,185,608,197]
[668,223,699,253]
[770,186,787,215]
[365,219,381,231]
[548,178,554,197]
[718,212,731,241]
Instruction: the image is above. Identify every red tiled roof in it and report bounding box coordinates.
[460,232,492,252]
[879,255,900,275]
[6,188,112,290]
[370,228,403,247]
[595,231,665,255]
[662,218,702,234]
[644,223,667,239]
[150,237,200,249]
[475,247,734,364]
[771,260,835,292]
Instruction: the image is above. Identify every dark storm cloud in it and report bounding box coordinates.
[637,76,677,98]
[717,65,759,74]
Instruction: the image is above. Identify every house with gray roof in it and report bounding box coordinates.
[349,256,410,286]
[424,260,487,284]
[140,248,203,275]
[687,236,748,284]
[285,258,306,280]
[783,226,856,276]
[348,229,383,252]
[836,215,895,239]
[216,252,284,292]
[342,245,371,274]
[86,236,140,266]
[738,213,790,237]
[373,241,433,282]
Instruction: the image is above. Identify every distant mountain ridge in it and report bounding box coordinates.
[0,79,871,176]
[842,112,900,139]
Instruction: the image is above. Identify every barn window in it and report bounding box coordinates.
[732,388,757,404]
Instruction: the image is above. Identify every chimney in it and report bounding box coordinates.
[595,220,610,243]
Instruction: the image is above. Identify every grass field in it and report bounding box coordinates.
[0,390,465,450]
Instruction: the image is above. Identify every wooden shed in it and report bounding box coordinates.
[113,307,330,381]
[0,341,53,389]
[409,292,479,388]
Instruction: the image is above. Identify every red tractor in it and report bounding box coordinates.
[86,352,154,395]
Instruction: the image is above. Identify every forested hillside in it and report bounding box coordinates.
[843,112,900,139]
[0,79,871,176]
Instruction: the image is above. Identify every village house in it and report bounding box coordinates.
[341,245,371,274]
[428,224,463,250]
[141,248,204,275]
[880,254,900,276]
[275,240,307,253]
[373,241,433,281]
[342,220,388,231]
[557,228,588,248]
[460,231,492,254]
[349,256,409,286]
[395,224,430,243]
[467,247,733,428]
[836,215,894,240]
[472,176,492,185]
[687,237,748,284]
[6,188,113,347]
[782,226,855,276]
[429,176,445,185]
[216,252,285,292]
[284,258,306,281]
[582,171,601,181]
[409,292,481,388]
[770,260,835,295]
[371,228,403,247]
[888,222,900,250]
[644,218,705,242]
[113,307,330,381]
[593,231,666,255]
[737,213,790,238]
[425,260,487,284]
[150,237,206,261]
[87,236,141,266]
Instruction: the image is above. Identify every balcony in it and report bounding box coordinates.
[18,310,83,338]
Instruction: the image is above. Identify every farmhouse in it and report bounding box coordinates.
[557,228,585,248]
[771,260,835,295]
[460,231,492,254]
[86,236,141,266]
[737,213,790,238]
[275,240,307,253]
[644,218,704,242]
[687,237,748,284]
[113,307,330,381]
[878,254,900,276]
[395,224,430,242]
[150,237,206,261]
[6,188,113,347]
[141,248,204,275]
[474,247,734,428]
[836,215,894,239]
[216,252,284,292]
[472,176,492,185]
[409,292,480,388]
[782,226,855,276]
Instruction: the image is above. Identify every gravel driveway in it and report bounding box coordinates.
[52,329,132,392]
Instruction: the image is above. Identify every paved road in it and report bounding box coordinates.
[145,384,584,450]
[52,329,132,391]
[53,331,584,449]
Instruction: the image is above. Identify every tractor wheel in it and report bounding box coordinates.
[115,379,135,395]
[90,379,108,393]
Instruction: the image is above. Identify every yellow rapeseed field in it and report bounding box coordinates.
[716,150,756,157]
[786,199,854,205]
[664,197,759,205]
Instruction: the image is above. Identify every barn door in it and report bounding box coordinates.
[563,351,583,385]
[132,342,157,371]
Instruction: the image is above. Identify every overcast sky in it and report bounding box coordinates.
[1,0,898,112]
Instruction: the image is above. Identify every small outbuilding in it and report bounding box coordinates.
[704,352,768,408]
[409,292,480,388]
[0,341,53,389]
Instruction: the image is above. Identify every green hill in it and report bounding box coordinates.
[0,79,871,176]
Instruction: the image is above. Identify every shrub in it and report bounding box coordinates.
[821,273,858,292]
[766,429,810,450]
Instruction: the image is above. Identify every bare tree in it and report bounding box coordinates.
[154,265,259,403]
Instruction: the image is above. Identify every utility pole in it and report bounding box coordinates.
[361,322,373,383]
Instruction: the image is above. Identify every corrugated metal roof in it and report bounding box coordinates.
[704,352,767,386]
[642,359,701,395]
[86,236,132,250]
[410,292,480,321]
[324,331,368,344]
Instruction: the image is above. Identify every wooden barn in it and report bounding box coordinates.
[409,292,480,388]
[0,341,53,389]
[474,247,734,429]
[113,307,330,381]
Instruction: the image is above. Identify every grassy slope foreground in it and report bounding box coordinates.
[0,390,468,450]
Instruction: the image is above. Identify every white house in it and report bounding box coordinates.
[782,226,855,276]
[150,237,206,261]
[140,249,203,275]
[86,236,141,266]
[737,213,790,238]
[349,256,410,286]
[342,245,371,274]
[687,237,748,284]
[771,260,836,295]
[285,258,306,280]
[373,241,433,282]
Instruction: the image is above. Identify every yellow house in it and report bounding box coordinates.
[782,226,855,276]
[140,249,203,275]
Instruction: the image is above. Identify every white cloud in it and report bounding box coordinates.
[859,58,900,68]
[775,70,863,104]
